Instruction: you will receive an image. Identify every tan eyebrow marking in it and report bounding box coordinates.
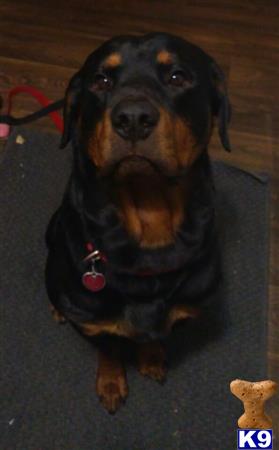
[104,53,122,68]
[157,50,172,64]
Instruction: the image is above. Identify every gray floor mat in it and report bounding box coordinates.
[0,128,269,450]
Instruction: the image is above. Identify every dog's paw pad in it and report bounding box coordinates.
[97,378,128,413]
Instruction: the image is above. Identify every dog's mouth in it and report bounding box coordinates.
[112,155,162,182]
[110,154,189,186]
[112,156,168,212]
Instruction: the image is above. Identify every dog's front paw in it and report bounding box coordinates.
[96,375,128,413]
[137,341,167,383]
[96,350,128,414]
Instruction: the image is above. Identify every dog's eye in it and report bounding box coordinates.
[168,70,193,88]
[91,74,113,92]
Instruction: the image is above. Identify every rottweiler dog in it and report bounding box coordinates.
[45,32,231,413]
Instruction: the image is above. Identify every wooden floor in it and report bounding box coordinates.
[1,0,278,436]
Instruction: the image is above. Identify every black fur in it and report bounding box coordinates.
[45,32,230,341]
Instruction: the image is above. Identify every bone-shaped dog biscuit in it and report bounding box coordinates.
[230,379,277,429]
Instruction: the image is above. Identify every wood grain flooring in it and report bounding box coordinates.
[0,0,278,439]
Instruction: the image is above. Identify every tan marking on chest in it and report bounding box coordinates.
[115,172,186,249]
[77,319,138,338]
[165,304,200,332]
[75,304,199,339]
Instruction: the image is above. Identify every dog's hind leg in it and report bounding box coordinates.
[137,340,167,383]
[49,304,67,324]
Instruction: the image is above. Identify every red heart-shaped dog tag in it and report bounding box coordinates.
[82,272,106,292]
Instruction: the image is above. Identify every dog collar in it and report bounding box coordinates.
[82,241,184,293]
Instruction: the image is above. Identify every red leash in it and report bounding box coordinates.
[0,85,63,138]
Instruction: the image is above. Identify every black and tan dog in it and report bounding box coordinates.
[45,32,231,413]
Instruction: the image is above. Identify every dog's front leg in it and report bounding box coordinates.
[96,341,128,414]
[137,340,167,383]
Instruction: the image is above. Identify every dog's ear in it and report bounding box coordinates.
[210,61,232,152]
[60,72,82,149]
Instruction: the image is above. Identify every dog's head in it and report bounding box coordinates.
[61,33,231,180]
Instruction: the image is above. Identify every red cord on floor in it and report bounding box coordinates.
[0,85,63,138]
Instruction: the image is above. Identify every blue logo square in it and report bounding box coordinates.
[237,429,272,449]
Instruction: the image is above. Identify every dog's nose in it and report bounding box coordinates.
[111,99,159,141]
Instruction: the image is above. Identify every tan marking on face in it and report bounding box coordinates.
[104,52,122,68]
[157,50,172,65]
[156,108,180,171]
[157,108,201,169]
[173,117,202,167]
[88,110,112,167]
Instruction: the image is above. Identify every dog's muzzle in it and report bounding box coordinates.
[111,98,159,142]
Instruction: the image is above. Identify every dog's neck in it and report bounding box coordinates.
[69,149,213,271]
[112,172,191,249]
